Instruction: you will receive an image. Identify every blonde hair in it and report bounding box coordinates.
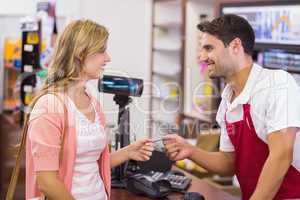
[44,19,109,91]
[24,19,108,117]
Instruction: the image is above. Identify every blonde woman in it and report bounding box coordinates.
[26,20,154,200]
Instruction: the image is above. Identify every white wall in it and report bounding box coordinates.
[80,0,153,139]
[0,0,80,17]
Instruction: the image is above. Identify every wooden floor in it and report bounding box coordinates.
[0,114,25,199]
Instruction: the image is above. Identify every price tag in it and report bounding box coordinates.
[24,65,33,72]
[24,85,33,92]
[24,44,33,52]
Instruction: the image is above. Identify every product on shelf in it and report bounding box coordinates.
[262,50,300,69]
[3,37,22,70]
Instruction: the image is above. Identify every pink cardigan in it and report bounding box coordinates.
[25,92,111,199]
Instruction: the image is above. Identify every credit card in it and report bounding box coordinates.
[152,138,163,143]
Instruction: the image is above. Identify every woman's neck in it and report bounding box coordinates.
[66,80,94,114]
[67,81,88,99]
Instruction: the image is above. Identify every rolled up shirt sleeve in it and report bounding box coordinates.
[266,72,300,134]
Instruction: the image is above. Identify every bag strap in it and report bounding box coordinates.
[5,92,68,200]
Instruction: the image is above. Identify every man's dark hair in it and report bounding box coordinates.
[197,14,255,55]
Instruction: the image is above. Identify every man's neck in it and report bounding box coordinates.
[226,59,253,99]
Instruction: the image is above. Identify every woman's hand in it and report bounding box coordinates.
[124,139,154,161]
[110,139,154,168]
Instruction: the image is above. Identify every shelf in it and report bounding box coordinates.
[3,99,20,112]
[4,63,21,72]
[155,0,180,2]
[153,51,181,75]
[183,110,213,123]
[153,46,181,52]
[151,117,177,125]
[154,0,182,7]
[1,113,20,128]
[152,95,180,103]
[151,118,168,124]
[153,38,182,52]
[150,0,185,137]
[154,22,181,29]
[263,64,300,74]
[152,71,180,80]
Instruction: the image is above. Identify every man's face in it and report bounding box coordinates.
[198,33,233,79]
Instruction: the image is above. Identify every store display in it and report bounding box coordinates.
[37,0,56,69]
[221,3,300,46]
[220,1,300,89]
[184,4,219,122]
[20,17,41,74]
[3,38,22,111]
[262,50,300,68]
[3,37,22,70]
[17,0,56,122]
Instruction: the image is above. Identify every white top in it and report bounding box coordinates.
[216,63,300,172]
[69,98,108,200]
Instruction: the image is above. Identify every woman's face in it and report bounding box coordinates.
[82,49,111,80]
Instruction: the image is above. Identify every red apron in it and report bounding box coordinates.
[225,104,300,200]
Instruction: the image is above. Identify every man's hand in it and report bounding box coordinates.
[163,134,235,175]
[163,134,194,161]
[124,139,154,161]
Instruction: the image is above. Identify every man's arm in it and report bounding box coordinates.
[163,134,236,176]
[189,147,235,176]
[250,127,297,200]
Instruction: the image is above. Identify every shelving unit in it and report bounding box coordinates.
[149,0,187,137]
[3,65,21,112]
[183,0,217,124]
[183,0,300,126]
[256,49,300,75]
[149,0,219,137]
[0,3,65,115]
[1,17,23,113]
[264,64,300,74]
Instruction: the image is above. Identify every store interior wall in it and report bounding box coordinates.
[0,0,80,16]
[0,0,153,138]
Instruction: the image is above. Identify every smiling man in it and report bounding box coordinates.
[163,14,300,200]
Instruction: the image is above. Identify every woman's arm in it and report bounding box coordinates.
[36,171,75,200]
[110,139,154,168]
[28,94,73,199]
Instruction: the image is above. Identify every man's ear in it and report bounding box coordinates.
[229,38,242,54]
